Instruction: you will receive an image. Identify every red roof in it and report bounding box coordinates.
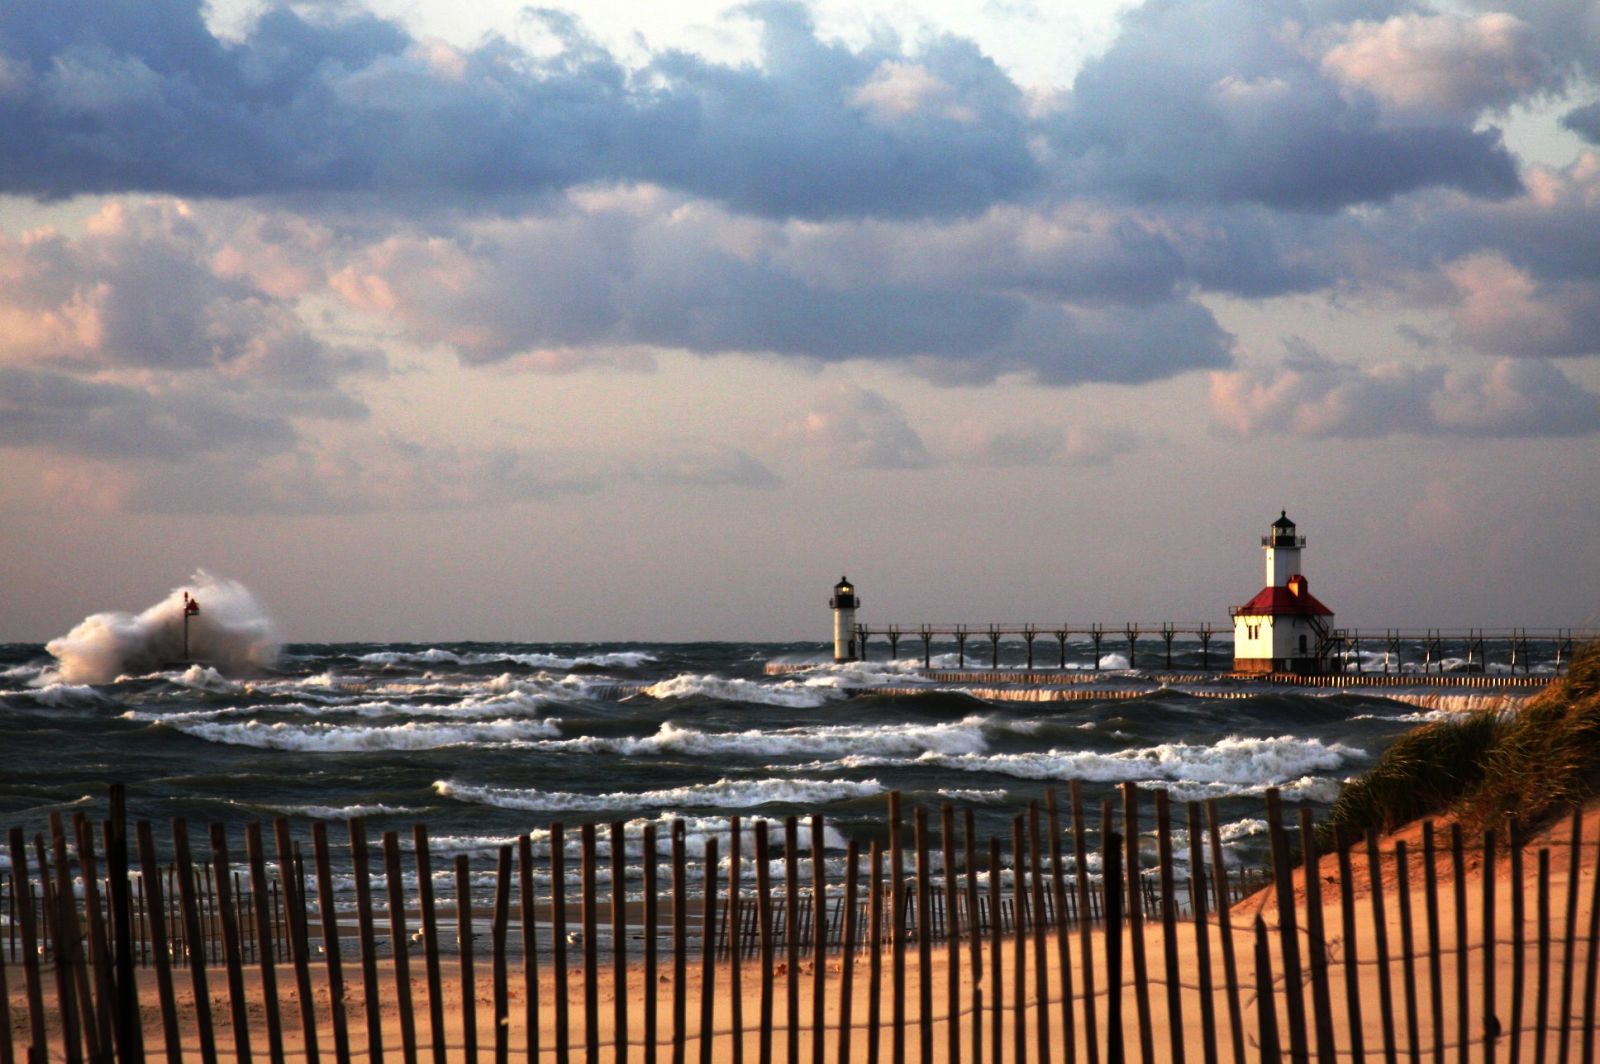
[1232,584,1334,617]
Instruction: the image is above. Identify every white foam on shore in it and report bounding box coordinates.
[170,716,563,751]
[435,777,885,813]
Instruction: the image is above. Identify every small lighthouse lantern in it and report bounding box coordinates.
[830,576,860,663]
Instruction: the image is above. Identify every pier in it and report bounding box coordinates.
[798,624,1593,680]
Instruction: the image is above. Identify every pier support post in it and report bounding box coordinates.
[1090,626,1104,671]
[887,625,901,662]
[956,626,968,669]
[1124,625,1140,672]
[1024,625,1037,671]
[920,627,933,669]
[1160,625,1174,670]
[1199,624,1213,671]
[1054,630,1069,670]
[988,626,1001,669]
[856,625,869,663]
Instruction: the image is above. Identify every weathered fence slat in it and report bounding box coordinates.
[1103,829,1124,1064]
[1334,829,1366,1064]
[917,808,936,1064]
[493,844,512,1064]
[1421,823,1444,1064]
[209,824,254,1064]
[1556,809,1581,1064]
[870,839,885,1064]
[786,816,802,1064]
[580,823,598,1064]
[1509,823,1526,1064]
[1368,829,1399,1064]
[613,820,631,1064]
[134,821,178,1064]
[643,824,658,1064]
[1535,848,1550,1064]
[413,824,446,1064]
[1154,791,1184,1064]
[310,822,352,1064]
[457,853,478,1064]
[1396,840,1421,1064]
[699,836,720,1064]
[1123,784,1154,1064]
[1485,831,1498,1064]
[552,822,571,1064]
[381,831,417,1064]
[172,819,217,1064]
[1186,802,1217,1064]
[348,820,383,1063]
[1071,782,1099,1064]
[840,839,861,1064]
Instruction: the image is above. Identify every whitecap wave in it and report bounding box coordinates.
[358,648,657,670]
[641,673,848,708]
[435,776,885,813]
[170,716,563,751]
[533,716,992,760]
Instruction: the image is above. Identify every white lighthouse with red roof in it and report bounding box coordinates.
[1231,511,1335,673]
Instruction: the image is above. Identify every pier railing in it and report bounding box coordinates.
[846,623,1594,675]
[4,783,1600,1062]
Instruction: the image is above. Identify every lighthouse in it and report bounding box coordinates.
[1230,511,1336,674]
[830,576,859,663]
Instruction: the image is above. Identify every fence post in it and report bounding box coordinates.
[208,824,254,1064]
[552,823,571,1064]
[1366,830,1398,1064]
[1186,802,1217,1064]
[381,831,417,1064]
[581,823,598,1064]
[1395,840,1421,1063]
[1421,823,1443,1064]
[493,845,512,1064]
[275,820,319,1062]
[1103,831,1124,1064]
[1557,809,1582,1064]
[348,820,383,1063]
[171,819,216,1064]
[965,808,985,1064]
[813,814,829,1064]
[612,821,631,1064]
[755,822,775,1064]
[134,822,179,1064]
[1013,815,1029,1064]
[1484,831,1498,1064]
[942,805,963,1064]
[916,808,935,1064]
[311,822,353,1064]
[1333,830,1365,1064]
[888,796,906,1064]
[840,839,861,1064]
[1072,782,1099,1064]
[1254,918,1281,1062]
[1509,823,1526,1064]
[1121,784,1154,1064]
[72,814,114,1058]
[871,840,885,1064]
[699,837,720,1064]
[643,825,659,1064]
[107,787,138,1063]
[1153,792,1184,1064]
[671,820,687,1064]
[1451,825,1469,1064]
[1296,809,1335,1064]
[990,837,1004,1064]
[1264,790,1308,1064]
[413,825,446,1064]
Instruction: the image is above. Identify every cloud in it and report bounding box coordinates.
[1321,14,1555,122]
[1046,0,1524,211]
[0,199,381,386]
[326,190,1236,385]
[782,386,931,469]
[1562,101,1600,144]
[626,446,781,488]
[0,0,1548,221]
[1208,348,1600,438]
[1445,253,1600,358]
[0,366,301,460]
[0,0,1035,220]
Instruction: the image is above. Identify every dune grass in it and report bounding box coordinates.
[1321,640,1600,844]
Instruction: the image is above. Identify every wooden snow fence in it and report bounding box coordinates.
[2,782,1599,1062]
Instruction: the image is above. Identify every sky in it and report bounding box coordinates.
[1,0,1598,644]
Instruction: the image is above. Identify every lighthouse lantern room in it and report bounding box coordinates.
[1231,511,1335,674]
[830,576,859,663]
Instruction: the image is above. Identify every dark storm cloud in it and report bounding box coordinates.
[0,0,1035,219]
[1564,102,1600,144]
[0,0,1544,220]
[1046,0,1525,212]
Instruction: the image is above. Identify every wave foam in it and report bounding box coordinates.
[435,777,885,813]
[641,673,847,708]
[171,716,562,752]
[44,571,280,684]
